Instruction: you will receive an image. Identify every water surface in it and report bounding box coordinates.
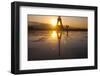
[28,31,87,61]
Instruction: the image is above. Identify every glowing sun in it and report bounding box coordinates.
[50,19,57,26]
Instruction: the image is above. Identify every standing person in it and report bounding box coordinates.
[56,16,64,30]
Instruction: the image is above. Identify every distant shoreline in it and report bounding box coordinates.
[28,29,88,31]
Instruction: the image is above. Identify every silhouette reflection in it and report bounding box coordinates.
[66,31,69,37]
[56,30,62,56]
[51,30,69,56]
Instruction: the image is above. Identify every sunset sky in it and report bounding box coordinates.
[28,15,88,29]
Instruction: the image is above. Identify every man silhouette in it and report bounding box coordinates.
[56,16,64,30]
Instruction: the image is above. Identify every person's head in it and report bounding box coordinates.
[58,16,61,18]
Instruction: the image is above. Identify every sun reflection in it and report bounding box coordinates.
[58,32,61,38]
[51,31,57,38]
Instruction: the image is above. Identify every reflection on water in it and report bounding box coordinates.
[28,30,87,61]
[56,31,62,56]
[51,31,57,38]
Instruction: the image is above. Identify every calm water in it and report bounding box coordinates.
[28,31,88,61]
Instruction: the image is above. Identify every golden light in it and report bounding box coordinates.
[51,31,57,38]
[58,32,61,37]
[58,21,61,25]
[50,19,57,26]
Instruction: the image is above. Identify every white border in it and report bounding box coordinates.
[20,6,95,70]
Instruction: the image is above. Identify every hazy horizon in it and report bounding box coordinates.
[28,15,88,30]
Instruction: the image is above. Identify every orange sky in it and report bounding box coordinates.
[28,15,88,29]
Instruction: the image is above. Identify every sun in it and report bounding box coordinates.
[50,19,57,26]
